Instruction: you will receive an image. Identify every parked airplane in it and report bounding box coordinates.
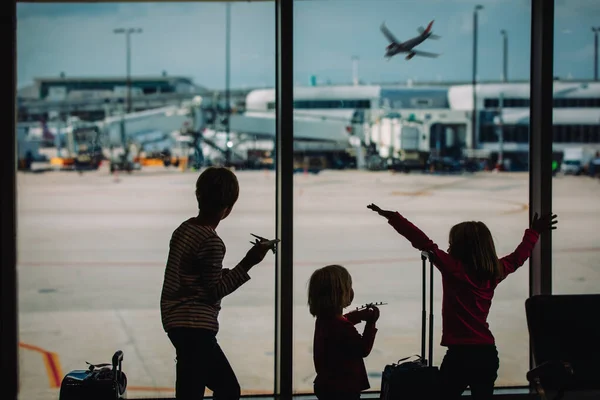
[381,20,441,60]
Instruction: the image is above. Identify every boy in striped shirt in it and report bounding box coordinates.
[160,167,273,399]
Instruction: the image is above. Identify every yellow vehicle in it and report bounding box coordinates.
[293,155,326,174]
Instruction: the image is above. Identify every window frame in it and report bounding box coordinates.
[4,1,556,399]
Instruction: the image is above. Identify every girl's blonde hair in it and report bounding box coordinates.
[448,221,504,281]
[307,265,353,317]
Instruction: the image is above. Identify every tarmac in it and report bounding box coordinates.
[16,166,600,399]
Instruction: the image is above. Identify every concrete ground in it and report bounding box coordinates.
[16,166,600,399]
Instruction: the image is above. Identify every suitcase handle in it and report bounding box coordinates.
[112,351,123,384]
[112,350,126,395]
[112,350,123,369]
[421,251,435,367]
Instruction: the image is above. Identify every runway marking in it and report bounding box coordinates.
[127,386,175,392]
[390,177,469,197]
[126,386,272,395]
[499,201,529,215]
[19,342,63,388]
[19,334,295,394]
[18,342,269,394]
[391,190,432,196]
[16,247,600,269]
[16,257,416,268]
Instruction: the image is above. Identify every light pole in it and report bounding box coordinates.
[113,28,142,113]
[593,27,600,81]
[225,3,231,166]
[472,5,483,152]
[497,92,504,170]
[501,29,508,82]
[351,56,359,86]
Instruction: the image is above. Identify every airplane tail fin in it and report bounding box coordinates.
[428,34,441,40]
[424,20,434,34]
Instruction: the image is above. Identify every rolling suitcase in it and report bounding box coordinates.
[380,251,441,400]
[59,350,128,400]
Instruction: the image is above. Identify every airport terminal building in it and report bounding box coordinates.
[17,75,250,122]
[232,81,600,169]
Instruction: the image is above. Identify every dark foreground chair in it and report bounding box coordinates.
[525,294,600,400]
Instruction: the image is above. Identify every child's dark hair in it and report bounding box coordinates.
[308,265,353,318]
[195,167,239,215]
[448,221,503,281]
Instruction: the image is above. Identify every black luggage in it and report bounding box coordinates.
[380,251,441,400]
[59,350,128,400]
[526,294,600,400]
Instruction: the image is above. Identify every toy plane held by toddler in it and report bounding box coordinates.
[381,20,441,60]
[354,302,388,311]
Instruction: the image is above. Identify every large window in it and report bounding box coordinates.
[292,0,533,393]
[551,2,600,295]
[16,2,276,398]
[13,1,583,399]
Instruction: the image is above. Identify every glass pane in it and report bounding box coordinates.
[292,0,532,394]
[16,2,276,398]
[551,3,600,294]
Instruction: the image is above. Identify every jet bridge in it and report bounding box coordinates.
[100,104,196,148]
[229,110,361,144]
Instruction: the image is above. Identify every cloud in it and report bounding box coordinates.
[16,2,275,89]
[16,2,220,22]
[572,44,594,61]
[559,44,594,63]
[555,0,600,18]
[18,4,123,19]
[17,4,90,19]
[448,10,489,34]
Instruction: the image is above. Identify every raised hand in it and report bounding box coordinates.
[243,240,274,267]
[531,212,558,234]
[367,203,395,219]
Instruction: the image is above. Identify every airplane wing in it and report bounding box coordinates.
[380,22,401,44]
[412,50,440,58]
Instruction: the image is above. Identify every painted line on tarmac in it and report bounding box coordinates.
[16,247,600,269]
[558,246,600,253]
[390,177,470,197]
[127,386,271,395]
[498,201,529,215]
[16,257,417,268]
[18,342,269,394]
[16,342,268,395]
[19,342,63,388]
[127,386,174,392]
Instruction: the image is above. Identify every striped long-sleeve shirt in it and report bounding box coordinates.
[160,218,251,333]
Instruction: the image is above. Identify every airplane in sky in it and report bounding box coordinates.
[381,20,441,60]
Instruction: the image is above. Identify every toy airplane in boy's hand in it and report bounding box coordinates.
[250,233,280,254]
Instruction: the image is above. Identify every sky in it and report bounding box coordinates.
[16,0,600,90]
